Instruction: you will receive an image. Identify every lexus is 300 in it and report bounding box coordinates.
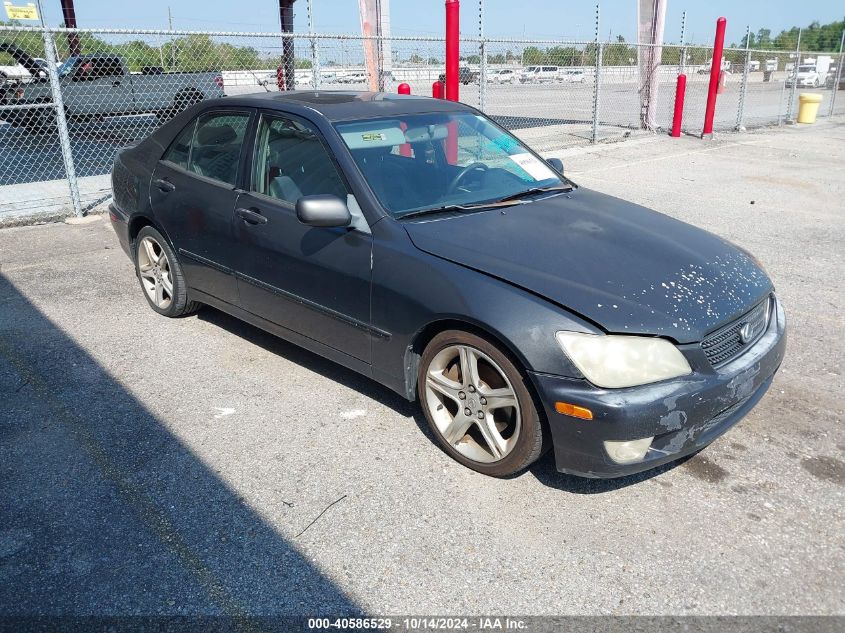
[109,91,786,478]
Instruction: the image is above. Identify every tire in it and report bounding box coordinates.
[133,226,200,318]
[418,330,547,477]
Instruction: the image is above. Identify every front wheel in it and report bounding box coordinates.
[134,226,199,317]
[418,330,546,477]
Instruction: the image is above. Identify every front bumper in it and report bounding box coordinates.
[530,297,787,478]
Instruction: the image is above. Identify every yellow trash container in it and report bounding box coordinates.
[797,93,823,123]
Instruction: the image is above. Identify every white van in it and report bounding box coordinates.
[520,65,559,83]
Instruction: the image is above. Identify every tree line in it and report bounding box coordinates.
[2,16,843,74]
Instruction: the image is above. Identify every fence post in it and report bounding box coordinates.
[786,28,801,123]
[590,4,602,144]
[307,0,320,89]
[679,11,687,74]
[478,0,487,112]
[736,25,751,130]
[829,30,845,117]
[43,28,82,217]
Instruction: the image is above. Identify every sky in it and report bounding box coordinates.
[30,0,845,47]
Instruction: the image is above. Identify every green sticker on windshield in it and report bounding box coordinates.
[362,132,387,142]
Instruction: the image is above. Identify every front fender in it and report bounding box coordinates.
[370,219,596,399]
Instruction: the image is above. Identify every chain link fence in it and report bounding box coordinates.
[1,25,844,224]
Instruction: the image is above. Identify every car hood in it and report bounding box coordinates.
[403,188,772,344]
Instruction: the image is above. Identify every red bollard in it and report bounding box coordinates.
[399,121,412,157]
[445,0,460,102]
[671,74,687,137]
[398,82,411,95]
[432,81,445,99]
[446,121,458,165]
[702,17,727,138]
[276,65,286,91]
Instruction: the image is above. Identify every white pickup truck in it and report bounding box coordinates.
[0,46,224,130]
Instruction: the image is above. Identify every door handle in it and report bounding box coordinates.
[236,207,268,225]
[112,80,121,87]
[153,178,175,193]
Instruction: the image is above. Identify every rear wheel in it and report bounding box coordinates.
[133,226,199,317]
[418,330,546,477]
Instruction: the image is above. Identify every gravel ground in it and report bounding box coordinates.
[0,118,843,618]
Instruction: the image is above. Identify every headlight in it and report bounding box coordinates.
[556,332,692,389]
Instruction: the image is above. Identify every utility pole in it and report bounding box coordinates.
[60,0,81,57]
[167,6,176,70]
[278,0,296,90]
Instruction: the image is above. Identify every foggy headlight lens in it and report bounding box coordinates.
[556,332,692,389]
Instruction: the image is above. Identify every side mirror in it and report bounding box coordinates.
[547,157,564,174]
[296,194,352,228]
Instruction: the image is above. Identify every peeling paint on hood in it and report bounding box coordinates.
[403,187,773,344]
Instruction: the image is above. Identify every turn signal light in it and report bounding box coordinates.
[554,401,593,420]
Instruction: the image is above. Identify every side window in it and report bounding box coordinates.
[162,120,196,170]
[252,115,348,204]
[187,112,250,186]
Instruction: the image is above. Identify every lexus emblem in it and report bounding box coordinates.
[739,322,754,344]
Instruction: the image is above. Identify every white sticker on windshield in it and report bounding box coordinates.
[508,153,557,181]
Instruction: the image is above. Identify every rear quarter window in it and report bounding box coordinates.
[162,120,197,170]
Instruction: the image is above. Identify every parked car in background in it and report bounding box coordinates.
[487,68,518,84]
[438,66,478,85]
[560,69,586,83]
[0,48,224,131]
[521,65,560,83]
[109,91,786,479]
[786,62,829,88]
[337,71,368,84]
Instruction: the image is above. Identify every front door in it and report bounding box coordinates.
[150,109,252,305]
[234,112,372,363]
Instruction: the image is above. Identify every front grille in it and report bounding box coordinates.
[701,297,771,367]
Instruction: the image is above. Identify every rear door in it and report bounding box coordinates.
[233,111,373,363]
[150,108,253,305]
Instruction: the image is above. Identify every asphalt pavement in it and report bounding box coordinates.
[0,117,843,617]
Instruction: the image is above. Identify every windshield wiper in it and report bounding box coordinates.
[397,184,574,221]
[398,199,524,220]
[495,184,573,203]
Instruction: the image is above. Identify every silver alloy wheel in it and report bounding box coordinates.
[137,236,174,310]
[424,344,521,463]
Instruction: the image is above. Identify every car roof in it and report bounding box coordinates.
[207,91,470,122]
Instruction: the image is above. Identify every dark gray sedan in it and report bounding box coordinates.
[109,91,786,478]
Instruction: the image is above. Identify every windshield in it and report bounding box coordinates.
[798,65,814,72]
[335,111,567,218]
